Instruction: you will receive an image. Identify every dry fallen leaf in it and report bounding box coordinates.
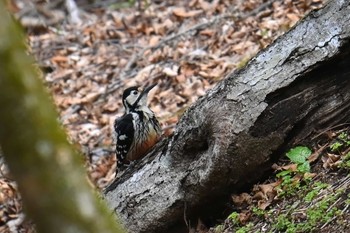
[322,153,342,169]
[272,163,297,172]
[308,143,328,163]
[232,192,252,208]
[172,7,202,18]
[252,181,280,210]
[238,210,251,224]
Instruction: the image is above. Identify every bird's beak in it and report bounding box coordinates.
[137,83,157,106]
[142,83,157,95]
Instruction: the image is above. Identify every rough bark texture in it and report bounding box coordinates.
[104,0,350,232]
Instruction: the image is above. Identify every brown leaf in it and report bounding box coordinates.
[303,172,317,179]
[80,92,101,104]
[172,7,202,18]
[149,36,160,46]
[272,163,297,171]
[286,13,300,23]
[281,163,298,171]
[232,192,252,207]
[51,55,68,66]
[253,191,265,200]
[253,181,280,210]
[322,153,342,169]
[238,211,251,224]
[258,200,271,210]
[200,29,215,37]
[253,181,280,208]
[308,143,328,163]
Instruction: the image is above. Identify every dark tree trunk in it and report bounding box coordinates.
[104,0,350,232]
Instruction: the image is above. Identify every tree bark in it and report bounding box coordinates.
[104,0,350,232]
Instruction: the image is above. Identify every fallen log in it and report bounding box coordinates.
[104,0,350,232]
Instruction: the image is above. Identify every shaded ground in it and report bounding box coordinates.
[205,127,350,233]
[3,0,349,232]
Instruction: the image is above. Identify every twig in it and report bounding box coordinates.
[320,196,344,229]
[311,123,350,140]
[341,204,350,214]
[184,201,189,228]
[342,146,350,156]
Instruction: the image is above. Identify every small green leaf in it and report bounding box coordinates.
[297,162,310,173]
[286,146,312,164]
[338,132,348,141]
[227,212,240,225]
[330,142,343,151]
[228,212,239,221]
[276,170,292,178]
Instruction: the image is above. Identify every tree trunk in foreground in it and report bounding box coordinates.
[104,0,350,232]
[0,2,124,233]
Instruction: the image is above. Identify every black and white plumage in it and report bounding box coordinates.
[114,84,161,171]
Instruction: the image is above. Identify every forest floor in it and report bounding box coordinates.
[2,0,350,232]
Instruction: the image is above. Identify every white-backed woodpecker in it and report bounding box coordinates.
[114,84,161,172]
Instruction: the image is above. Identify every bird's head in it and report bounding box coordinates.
[122,84,157,112]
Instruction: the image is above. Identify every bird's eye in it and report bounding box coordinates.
[132,91,138,95]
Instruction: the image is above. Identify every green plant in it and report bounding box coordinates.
[330,141,343,152]
[219,143,348,233]
[273,214,296,232]
[304,182,329,203]
[270,190,342,233]
[276,170,299,197]
[252,206,266,217]
[276,146,312,197]
[235,223,254,233]
[339,152,350,169]
[214,224,225,233]
[330,132,350,152]
[338,132,350,145]
[286,146,312,173]
[228,211,240,225]
[305,193,340,228]
[345,193,350,205]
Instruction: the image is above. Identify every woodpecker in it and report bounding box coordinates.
[114,84,161,171]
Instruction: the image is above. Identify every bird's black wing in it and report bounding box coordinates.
[114,113,134,167]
